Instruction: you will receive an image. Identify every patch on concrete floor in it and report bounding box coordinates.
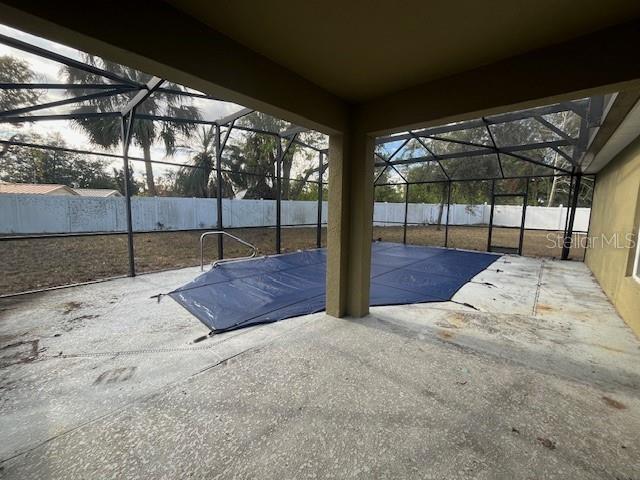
[602,396,626,409]
[60,301,84,314]
[63,314,99,332]
[93,367,137,385]
[537,437,557,450]
[437,330,455,340]
[169,242,499,333]
[0,339,40,368]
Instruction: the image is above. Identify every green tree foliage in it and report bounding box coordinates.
[0,55,41,159]
[0,133,124,190]
[111,166,142,196]
[0,55,39,111]
[170,113,325,199]
[63,55,200,195]
[289,181,328,201]
[375,111,593,227]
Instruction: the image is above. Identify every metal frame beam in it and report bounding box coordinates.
[215,124,224,259]
[375,172,590,187]
[482,117,504,178]
[573,96,604,167]
[562,171,582,259]
[0,32,142,87]
[217,107,253,126]
[375,100,589,145]
[0,137,330,177]
[369,98,604,183]
[0,111,120,122]
[316,151,325,248]
[0,82,135,90]
[550,146,573,162]
[403,183,409,244]
[0,112,323,150]
[121,113,136,277]
[275,132,299,253]
[121,77,163,116]
[0,27,600,190]
[409,131,450,180]
[374,153,408,184]
[281,125,308,137]
[375,138,574,174]
[155,87,219,101]
[374,139,411,184]
[444,181,451,247]
[534,115,573,141]
[0,87,129,117]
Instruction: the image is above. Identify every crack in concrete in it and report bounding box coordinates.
[532,258,545,316]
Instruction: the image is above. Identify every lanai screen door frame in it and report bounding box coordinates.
[486,179,530,255]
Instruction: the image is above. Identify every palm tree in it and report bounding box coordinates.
[63,55,200,195]
[173,125,224,197]
[174,112,324,200]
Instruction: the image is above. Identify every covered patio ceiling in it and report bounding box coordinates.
[169,0,640,102]
[0,1,639,136]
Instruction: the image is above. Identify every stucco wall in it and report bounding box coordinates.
[585,135,640,336]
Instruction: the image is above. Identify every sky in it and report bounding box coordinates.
[0,23,272,182]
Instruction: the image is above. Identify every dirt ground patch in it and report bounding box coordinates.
[1,225,584,295]
[374,225,585,260]
[0,227,324,295]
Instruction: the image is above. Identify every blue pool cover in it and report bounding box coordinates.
[169,242,499,333]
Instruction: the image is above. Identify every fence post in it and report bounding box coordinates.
[558,204,564,230]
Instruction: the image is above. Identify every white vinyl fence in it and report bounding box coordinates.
[373,202,590,232]
[0,194,590,235]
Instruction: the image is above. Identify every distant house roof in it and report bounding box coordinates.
[0,183,123,197]
[0,183,78,196]
[74,188,122,197]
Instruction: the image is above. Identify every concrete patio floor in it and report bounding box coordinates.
[1,252,639,479]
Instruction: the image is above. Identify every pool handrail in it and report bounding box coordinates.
[200,231,258,271]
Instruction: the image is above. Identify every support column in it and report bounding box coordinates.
[518,178,530,255]
[326,130,375,318]
[403,183,409,244]
[487,179,496,252]
[121,113,135,277]
[316,151,324,248]
[444,181,451,247]
[275,134,297,254]
[562,172,582,260]
[215,124,224,259]
[276,139,282,254]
